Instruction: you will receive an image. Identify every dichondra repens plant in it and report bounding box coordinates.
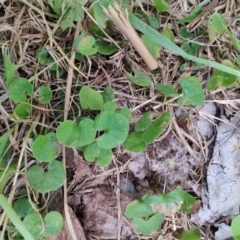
[2,0,240,239]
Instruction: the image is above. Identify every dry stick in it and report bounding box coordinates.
[62,21,86,240]
[104,3,158,71]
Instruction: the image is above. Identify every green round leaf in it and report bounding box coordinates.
[131,214,164,236]
[32,133,60,162]
[42,211,63,237]
[13,198,35,219]
[96,40,118,55]
[91,0,114,28]
[156,83,178,97]
[37,86,52,104]
[125,68,152,87]
[101,101,117,112]
[178,76,204,106]
[142,112,171,144]
[13,103,32,119]
[124,132,147,152]
[206,76,222,90]
[231,215,240,240]
[120,107,132,123]
[101,87,115,103]
[125,196,155,219]
[8,78,33,103]
[95,111,129,149]
[27,160,66,193]
[74,34,97,56]
[79,86,103,110]
[56,119,96,147]
[84,141,112,167]
[135,111,152,132]
[23,213,42,239]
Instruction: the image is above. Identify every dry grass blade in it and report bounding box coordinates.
[104,3,158,71]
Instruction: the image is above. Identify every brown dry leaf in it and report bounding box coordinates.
[82,185,132,239]
[65,147,76,168]
[73,150,92,180]
[46,205,86,240]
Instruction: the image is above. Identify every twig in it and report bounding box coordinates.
[104,3,158,71]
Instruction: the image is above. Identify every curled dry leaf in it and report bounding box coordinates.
[73,149,92,180]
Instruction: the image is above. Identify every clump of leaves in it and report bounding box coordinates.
[124,111,171,152]
[125,187,200,237]
[56,86,130,167]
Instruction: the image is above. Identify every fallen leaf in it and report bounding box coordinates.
[73,150,92,180]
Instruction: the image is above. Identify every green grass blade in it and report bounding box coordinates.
[129,13,240,77]
[0,194,35,240]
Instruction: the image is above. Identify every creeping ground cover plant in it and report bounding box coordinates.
[2,0,240,239]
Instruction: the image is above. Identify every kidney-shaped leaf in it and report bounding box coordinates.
[124,132,147,152]
[125,195,155,218]
[142,111,171,144]
[167,187,199,212]
[120,107,132,123]
[13,198,35,219]
[27,160,66,193]
[79,86,103,110]
[32,132,60,162]
[84,141,112,167]
[95,111,129,149]
[125,68,152,87]
[178,76,204,106]
[131,214,164,236]
[8,78,33,102]
[74,34,97,56]
[56,119,96,147]
[37,86,52,104]
[42,211,63,237]
[13,103,32,119]
[135,111,152,132]
[156,83,178,97]
[23,213,43,239]
[91,0,114,28]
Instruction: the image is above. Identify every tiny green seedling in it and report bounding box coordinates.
[37,86,53,104]
[13,103,32,119]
